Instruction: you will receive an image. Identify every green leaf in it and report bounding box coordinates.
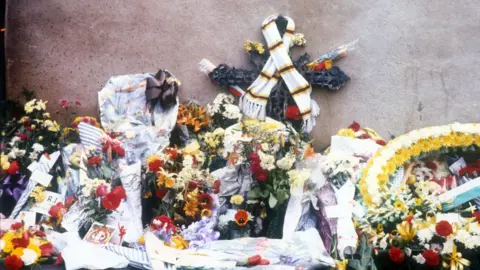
[276,189,288,204]
[247,187,261,200]
[268,193,278,208]
[259,188,270,199]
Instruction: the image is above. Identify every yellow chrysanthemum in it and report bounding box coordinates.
[377,174,389,186]
[183,200,199,217]
[415,197,423,206]
[431,137,443,150]
[410,144,422,156]
[440,134,454,147]
[474,135,480,146]
[30,186,46,203]
[376,223,384,233]
[165,177,175,188]
[2,240,13,253]
[363,193,373,205]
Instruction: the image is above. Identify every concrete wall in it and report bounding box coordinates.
[6,0,480,147]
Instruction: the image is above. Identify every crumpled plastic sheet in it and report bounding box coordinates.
[98,73,178,164]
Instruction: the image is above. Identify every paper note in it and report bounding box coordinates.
[16,211,37,227]
[27,161,38,172]
[30,170,53,187]
[449,158,467,175]
[30,191,64,216]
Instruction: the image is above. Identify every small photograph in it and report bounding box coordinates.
[83,222,116,245]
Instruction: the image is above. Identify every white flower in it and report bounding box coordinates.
[222,104,242,120]
[35,100,47,111]
[32,143,44,153]
[441,238,455,254]
[287,169,311,187]
[29,152,39,162]
[213,93,234,105]
[8,148,26,159]
[0,239,4,250]
[195,152,206,167]
[455,230,477,249]
[417,228,434,244]
[405,248,412,256]
[379,235,388,249]
[8,136,20,146]
[413,253,425,264]
[43,119,54,127]
[276,153,296,170]
[21,248,38,266]
[183,155,194,168]
[258,151,275,171]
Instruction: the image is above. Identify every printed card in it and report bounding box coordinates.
[83,222,116,245]
[30,191,64,216]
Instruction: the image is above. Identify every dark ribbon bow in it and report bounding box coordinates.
[145,69,179,114]
[1,175,27,201]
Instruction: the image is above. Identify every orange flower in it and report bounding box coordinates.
[234,210,249,227]
[165,177,175,188]
[303,144,315,159]
[183,200,199,217]
[201,209,212,218]
[147,155,163,173]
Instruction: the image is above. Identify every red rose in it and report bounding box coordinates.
[113,145,125,157]
[10,222,23,230]
[285,105,301,120]
[111,186,127,200]
[213,180,221,194]
[155,189,168,200]
[48,202,66,218]
[102,193,122,211]
[8,161,20,175]
[4,255,23,270]
[423,250,440,266]
[96,184,109,197]
[435,220,453,237]
[376,139,387,146]
[255,169,269,182]
[389,247,405,264]
[88,156,101,166]
[198,193,213,209]
[473,211,480,224]
[40,242,55,257]
[349,121,361,132]
[151,215,176,232]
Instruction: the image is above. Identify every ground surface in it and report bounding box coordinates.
[6,0,480,148]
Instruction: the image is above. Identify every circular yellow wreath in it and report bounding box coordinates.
[359,123,480,206]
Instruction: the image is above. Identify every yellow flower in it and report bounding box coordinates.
[406,176,416,185]
[183,200,199,217]
[410,144,422,156]
[1,154,10,170]
[138,235,145,245]
[201,209,211,218]
[394,200,405,211]
[170,235,189,250]
[431,137,442,150]
[24,104,34,114]
[377,174,389,186]
[11,247,24,257]
[363,193,373,205]
[260,207,267,219]
[230,194,244,205]
[337,128,355,138]
[38,136,43,141]
[30,186,46,203]
[376,223,384,233]
[2,240,13,253]
[398,149,411,163]
[165,177,175,188]
[396,221,416,242]
[415,197,423,206]
[35,100,47,111]
[475,135,480,146]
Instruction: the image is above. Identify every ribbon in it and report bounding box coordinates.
[1,175,27,201]
[442,245,471,270]
[145,69,179,113]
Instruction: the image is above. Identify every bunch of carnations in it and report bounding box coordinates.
[81,180,127,223]
[0,223,55,270]
[100,135,125,159]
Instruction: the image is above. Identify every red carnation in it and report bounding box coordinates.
[102,193,122,211]
[96,184,108,197]
[423,250,440,266]
[12,232,30,248]
[148,158,163,173]
[4,255,23,270]
[88,156,101,166]
[389,247,405,264]
[155,189,168,200]
[435,220,453,237]
[213,180,221,194]
[349,121,361,132]
[8,161,20,175]
[74,100,82,106]
[198,193,214,209]
[285,105,301,120]
[112,145,125,157]
[111,186,127,200]
[249,152,260,162]
[188,180,200,191]
[151,215,176,232]
[48,202,66,218]
[40,242,55,257]
[10,222,23,230]
[34,230,46,238]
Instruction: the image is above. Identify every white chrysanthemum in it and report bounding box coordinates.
[182,155,194,168]
[29,152,39,162]
[258,151,275,171]
[379,235,388,249]
[276,153,296,170]
[441,238,454,254]
[222,104,242,120]
[8,148,26,159]
[413,253,426,264]
[417,228,434,244]
[455,230,476,249]
[9,136,21,146]
[32,143,45,153]
[21,248,38,266]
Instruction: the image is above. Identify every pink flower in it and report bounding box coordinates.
[59,99,68,106]
[74,100,82,106]
[96,184,109,197]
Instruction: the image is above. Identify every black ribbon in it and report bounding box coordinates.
[145,69,179,113]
